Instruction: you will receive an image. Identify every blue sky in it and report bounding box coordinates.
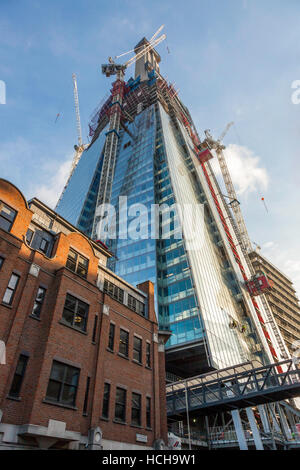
[0,0,300,295]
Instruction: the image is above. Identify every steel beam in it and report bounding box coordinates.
[231,410,248,450]
[246,407,264,450]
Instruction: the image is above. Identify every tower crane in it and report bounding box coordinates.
[55,73,87,209]
[202,124,288,359]
[92,27,166,239]
[203,123,253,254]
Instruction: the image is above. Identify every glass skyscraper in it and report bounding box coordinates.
[56,38,280,377]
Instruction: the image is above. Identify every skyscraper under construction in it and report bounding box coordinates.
[56,33,289,378]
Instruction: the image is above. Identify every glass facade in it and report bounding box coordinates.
[56,128,107,231]
[107,105,157,287]
[57,80,266,372]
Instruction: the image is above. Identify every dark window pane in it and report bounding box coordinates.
[66,249,88,279]
[133,337,142,363]
[62,294,88,332]
[78,255,88,267]
[0,256,4,269]
[50,362,65,381]
[76,265,87,277]
[146,397,151,428]
[32,302,41,317]
[62,308,74,325]
[40,238,49,253]
[131,393,141,426]
[108,323,115,350]
[9,354,28,397]
[104,279,124,303]
[119,329,129,357]
[115,388,126,422]
[26,229,34,244]
[64,295,76,311]
[61,385,77,406]
[46,380,61,402]
[66,258,76,271]
[146,343,151,367]
[77,301,87,315]
[92,315,98,342]
[65,367,80,385]
[83,376,90,415]
[68,250,77,261]
[31,287,46,318]
[36,287,45,302]
[0,202,16,232]
[102,383,110,419]
[46,361,80,406]
[1,204,15,221]
[0,218,11,231]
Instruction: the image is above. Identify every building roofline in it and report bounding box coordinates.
[0,178,30,210]
[28,197,112,259]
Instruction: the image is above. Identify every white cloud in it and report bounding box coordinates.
[210,143,269,196]
[34,156,73,208]
[0,136,73,209]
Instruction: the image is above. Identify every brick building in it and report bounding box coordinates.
[0,179,169,450]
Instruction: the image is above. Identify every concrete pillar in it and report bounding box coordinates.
[246,407,264,450]
[231,410,248,450]
[268,404,281,433]
[285,408,296,432]
[258,405,270,433]
[277,403,292,441]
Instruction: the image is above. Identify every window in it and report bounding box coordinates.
[83,376,90,415]
[146,342,151,368]
[115,387,126,422]
[108,323,115,351]
[102,383,110,419]
[133,337,142,363]
[46,360,80,406]
[128,294,146,317]
[131,392,141,426]
[39,238,49,254]
[0,256,4,270]
[9,354,29,398]
[119,329,129,357]
[66,248,89,279]
[62,293,89,332]
[26,229,34,245]
[103,279,124,303]
[31,286,46,318]
[0,202,17,232]
[2,273,20,305]
[146,397,151,428]
[92,315,98,343]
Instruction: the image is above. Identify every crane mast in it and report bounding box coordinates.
[203,125,253,254]
[72,73,83,148]
[55,74,86,210]
[203,126,289,360]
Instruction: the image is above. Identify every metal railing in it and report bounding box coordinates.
[208,425,284,447]
[167,359,300,415]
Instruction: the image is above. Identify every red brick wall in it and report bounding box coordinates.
[0,179,167,448]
